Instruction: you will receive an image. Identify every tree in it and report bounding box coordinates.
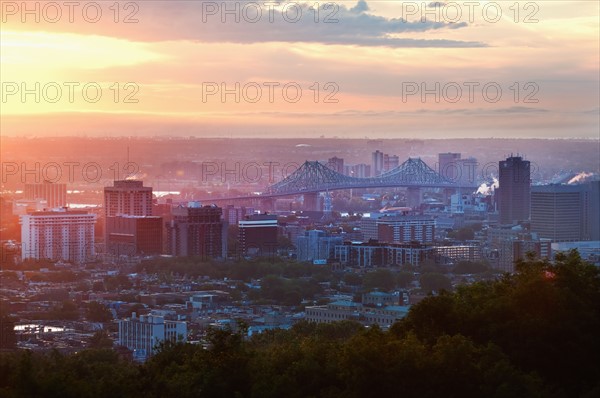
[363,269,395,292]
[88,329,113,349]
[396,271,414,288]
[87,301,112,323]
[420,273,452,293]
[342,273,362,286]
[452,260,490,274]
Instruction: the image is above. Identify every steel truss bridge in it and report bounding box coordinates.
[267,157,477,196]
[209,157,478,202]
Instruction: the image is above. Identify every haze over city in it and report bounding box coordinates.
[0,1,599,397]
[1,0,598,138]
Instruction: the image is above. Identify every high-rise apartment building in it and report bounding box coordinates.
[372,150,385,176]
[104,180,153,244]
[498,156,531,224]
[106,215,163,256]
[20,209,96,264]
[24,181,67,209]
[166,202,226,258]
[438,153,461,182]
[104,180,153,218]
[238,214,278,256]
[327,157,344,174]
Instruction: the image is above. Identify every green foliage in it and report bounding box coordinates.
[363,269,396,292]
[46,300,79,321]
[86,302,112,323]
[447,227,475,241]
[0,250,598,397]
[420,272,452,293]
[452,260,491,274]
[341,272,361,286]
[88,330,113,349]
[396,271,414,288]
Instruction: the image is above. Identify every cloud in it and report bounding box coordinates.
[4,1,484,48]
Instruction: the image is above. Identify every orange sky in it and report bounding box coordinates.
[1,0,598,138]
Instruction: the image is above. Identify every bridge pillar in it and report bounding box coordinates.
[406,187,422,209]
[303,193,320,211]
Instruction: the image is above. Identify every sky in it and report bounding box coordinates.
[1,0,598,138]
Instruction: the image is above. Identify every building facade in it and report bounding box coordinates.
[531,184,585,242]
[497,156,531,225]
[20,209,96,264]
[335,241,433,267]
[238,214,278,256]
[106,215,163,256]
[24,182,67,209]
[296,230,343,262]
[166,203,225,258]
[118,313,187,361]
[377,215,435,244]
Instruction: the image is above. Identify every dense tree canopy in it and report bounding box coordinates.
[1,250,598,397]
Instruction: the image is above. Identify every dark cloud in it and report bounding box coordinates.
[6,1,484,48]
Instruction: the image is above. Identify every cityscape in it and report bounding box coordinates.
[1,1,599,397]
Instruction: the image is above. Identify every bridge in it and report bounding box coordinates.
[201,158,478,209]
[267,157,474,196]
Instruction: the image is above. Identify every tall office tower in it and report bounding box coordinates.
[351,163,371,178]
[24,181,67,209]
[438,153,461,182]
[498,156,531,225]
[584,180,600,240]
[327,157,344,174]
[20,209,96,264]
[104,180,153,244]
[105,215,163,256]
[385,155,400,172]
[457,157,478,186]
[372,150,385,176]
[531,184,585,242]
[104,180,153,217]
[166,202,225,258]
[238,214,278,256]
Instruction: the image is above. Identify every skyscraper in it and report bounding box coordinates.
[20,209,96,264]
[238,214,278,257]
[438,153,461,182]
[24,181,67,209]
[327,157,344,174]
[372,150,384,176]
[104,180,153,245]
[166,202,225,258]
[498,156,531,225]
[104,180,153,218]
[531,184,585,242]
[105,215,163,256]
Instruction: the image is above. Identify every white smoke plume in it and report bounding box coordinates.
[567,172,595,185]
[476,177,499,195]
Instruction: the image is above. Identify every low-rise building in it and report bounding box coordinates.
[335,241,433,267]
[305,300,410,328]
[117,313,187,361]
